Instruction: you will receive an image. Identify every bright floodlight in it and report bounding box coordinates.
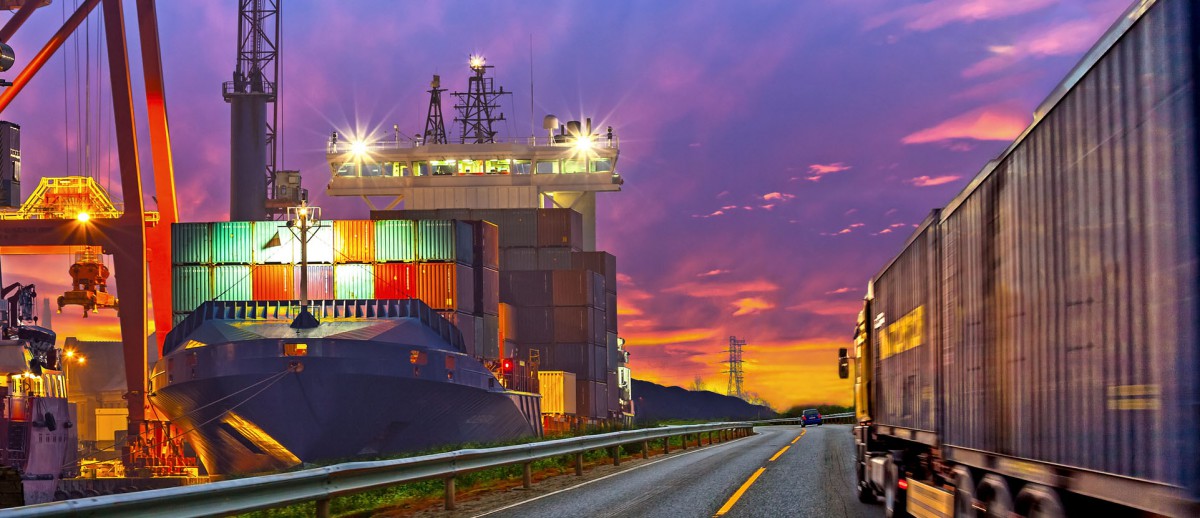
[574,135,594,152]
[76,212,90,222]
[469,54,486,69]
[350,141,368,156]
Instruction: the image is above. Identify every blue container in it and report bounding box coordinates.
[172,223,212,265]
[212,221,254,264]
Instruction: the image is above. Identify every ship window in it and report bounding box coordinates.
[362,163,383,177]
[459,159,482,175]
[563,159,587,174]
[336,162,358,177]
[485,159,510,174]
[430,160,456,176]
[284,343,308,356]
[409,350,428,365]
[535,160,559,174]
[512,160,532,175]
[590,158,612,173]
[414,161,430,176]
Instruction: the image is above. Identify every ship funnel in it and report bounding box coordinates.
[566,120,582,137]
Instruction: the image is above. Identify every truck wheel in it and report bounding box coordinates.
[952,466,976,518]
[884,457,908,517]
[1016,484,1064,518]
[976,474,1013,518]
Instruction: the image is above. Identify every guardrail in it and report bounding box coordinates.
[9,421,760,517]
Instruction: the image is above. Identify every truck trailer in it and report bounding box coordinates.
[842,0,1200,516]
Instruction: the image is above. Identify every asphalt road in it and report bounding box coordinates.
[475,424,881,518]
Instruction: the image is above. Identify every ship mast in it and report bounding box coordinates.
[287,202,321,329]
[423,75,448,144]
[452,55,510,144]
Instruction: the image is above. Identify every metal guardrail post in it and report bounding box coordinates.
[611,446,620,466]
[681,434,688,450]
[574,453,584,476]
[316,498,330,518]
[663,436,670,454]
[444,477,456,510]
[641,441,649,459]
[522,462,532,489]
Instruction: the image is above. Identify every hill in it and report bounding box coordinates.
[632,379,776,424]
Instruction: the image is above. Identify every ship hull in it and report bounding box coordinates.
[152,340,535,475]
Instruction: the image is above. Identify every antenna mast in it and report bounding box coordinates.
[452,55,510,144]
[423,75,447,144]
[225,0,285,220]
[724,336,746,399]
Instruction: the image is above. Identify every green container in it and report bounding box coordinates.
[253,221,295,264]
[171,265,210,312]
[334,264,374,299]
[417,220,472,263]
[374,220,416,262]
[213,265,252,301]
[212,221,254,264]
[172,223,211,265]
[299,225,335,264]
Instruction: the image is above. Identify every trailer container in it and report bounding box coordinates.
[538,371,577,415]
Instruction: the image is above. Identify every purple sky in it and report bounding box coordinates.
[2,0,1133,408]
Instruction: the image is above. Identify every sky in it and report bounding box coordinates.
[0,0,1134,410]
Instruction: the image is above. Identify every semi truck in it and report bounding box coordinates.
[841,0,1200,516]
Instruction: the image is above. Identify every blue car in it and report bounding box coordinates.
[801,409,822,427]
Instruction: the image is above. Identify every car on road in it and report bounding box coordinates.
[800,409,822,427]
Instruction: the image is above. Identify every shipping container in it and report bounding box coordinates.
[481,314,499,359]
[171,265,210,312]
[501,339,516,360]
[606,292,618,332]
[536,247,573,270]
[590,307,606,345]
[374,262,416,299]
[212,265,252,301]
[607,371,619,415]
[334,264,374,299]
[295,265,334,300]
[536,209,583,249]
[538,371,577,415]
[500,247,538,271]
[576,381,607,419]
[251,264,293,300]
[498,303,516,344]
[374,219,416,262]
[441,311,479,357]
[416,219,474,264]
[416,262,474,311]
[471,220,500,270]
[591,272,606,310]
[172,223,211,265]
[552,306,595,344]
[550,270,594,307]
[252,220,295,264]
[294,225,334,264]
[333,220,375,263]
[514,306,553,344]
[571,251,617,294]
[607,332,619,371]
[537,343,603,382]
[473,208,538,248]
[500,270,553,307]
[478,267,499,315]
[211,221,254,264]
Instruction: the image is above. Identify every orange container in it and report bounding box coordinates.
[333,220,375,263]
[252,264,294,300]
[416,262,474,311]
[375,263,416,299]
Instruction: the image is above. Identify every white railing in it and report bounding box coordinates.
[327,135,619,154]
[9,420,755,517]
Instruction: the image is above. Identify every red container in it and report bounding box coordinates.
[417,263,475,311]
[537,209,583,249]
[553,306,595,344]
[571,252,617,294]
[333,220,375,263]
[551,270,594,307]
[252,264,294,300]
[374,263,416,299]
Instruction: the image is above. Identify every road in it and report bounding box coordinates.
[474,424,881,518]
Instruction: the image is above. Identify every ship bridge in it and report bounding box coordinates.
[324,132,622,248]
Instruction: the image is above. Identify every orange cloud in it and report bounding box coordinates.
[762,192,796,202]
[697,269,729,278]
[731,297,774,316]
[804,162,851,182]
[623,327,719,347]
[901,105,1027,144]
[664,279,779,298]
[909,175,962,187]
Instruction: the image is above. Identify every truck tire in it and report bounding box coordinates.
[952,466,976,518]
[884,457,908,518]
[976,474,1013,518]
[1016,484,1064,518]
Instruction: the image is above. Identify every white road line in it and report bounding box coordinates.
[472,433,762,517]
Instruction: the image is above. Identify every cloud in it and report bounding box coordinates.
[909,175,962,187]
[804,162,851,182]
[825,287,852,295]
[665,279,779,298]
[732,297,775,316]
[821,223,866,236]
[901,104,1027,144]
[963,18,1112,77]
[868,0,1057,32]
[762,192,796,202]
[697,269,729,278]
[692,210,726,218]
[623,328,720,347]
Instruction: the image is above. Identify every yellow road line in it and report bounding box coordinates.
[714,467,767,516]
[790,430,806,444]
[768,445,790,462]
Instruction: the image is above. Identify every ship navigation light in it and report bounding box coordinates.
[350,140,368,157]
[76,211,90,222]
[469,54,486,70]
